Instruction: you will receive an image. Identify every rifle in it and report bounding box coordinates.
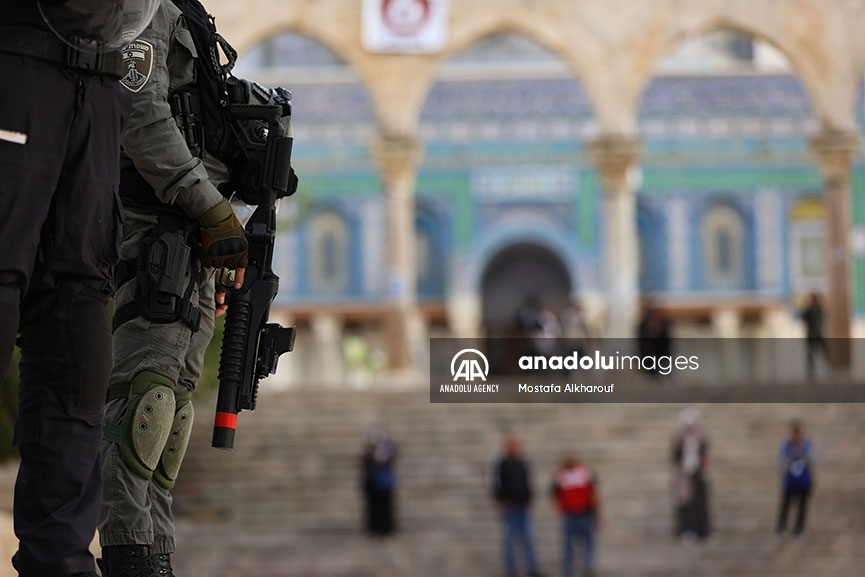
[212,101,297,450]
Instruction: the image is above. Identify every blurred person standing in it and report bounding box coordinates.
[561,299,590,378]
[361,427,397,536]
[799,293,826,378]
[0,2,155,576]
[637,302,672,379]
[490,435,544,577]
[551,453,600,577]
[561,299,591,348]
[776,420,815,537]
[515,295,542,338]
[671,408,712,543]
[534,305,562,357]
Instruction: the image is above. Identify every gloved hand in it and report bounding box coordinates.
[197,198,248,270]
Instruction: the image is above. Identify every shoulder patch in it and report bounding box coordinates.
[120,41,154,93]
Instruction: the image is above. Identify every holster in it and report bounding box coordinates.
[113,214,202,334]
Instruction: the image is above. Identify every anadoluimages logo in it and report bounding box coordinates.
[450,349,489,382]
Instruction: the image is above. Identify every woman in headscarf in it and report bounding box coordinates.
[361,426,397,536]
[671,408,712,543]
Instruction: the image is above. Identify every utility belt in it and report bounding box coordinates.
[0,25,124,77]
[114,167,202,334]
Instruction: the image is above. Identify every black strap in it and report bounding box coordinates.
[106,382,131,402]
[0,25,123,77]
[113,282,202,333]
[119,166,193,219]
[103,421,122,444]
[112,300,139,332]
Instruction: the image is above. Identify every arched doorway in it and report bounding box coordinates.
[480,243,572,336]
[481,243,572,373]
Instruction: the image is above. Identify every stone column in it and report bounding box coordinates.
[712,307,743,382]
[588,135,642,339]
[371,134,422,372]
[310,314,344,387]
[447,292,483,339]
[810,130,860,369]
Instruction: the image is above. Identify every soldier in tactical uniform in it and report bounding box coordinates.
[98,0,291,575]
[0,2,155,576]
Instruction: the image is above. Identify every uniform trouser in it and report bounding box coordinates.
[99,215,215,553]
[0,53,128,577]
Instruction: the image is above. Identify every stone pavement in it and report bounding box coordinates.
[0,387,861,577]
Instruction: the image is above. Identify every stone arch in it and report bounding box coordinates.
[419,29,594,160]
[464,214,579,296]
[210,8,366,75]
[235,28,374,129]
[639,24,814,116]
[409,7,604,138]
[629,15,855,133]
[208,0,865,135]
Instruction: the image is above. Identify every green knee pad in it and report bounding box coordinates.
[120,371,177,481]
[154,389,194,490]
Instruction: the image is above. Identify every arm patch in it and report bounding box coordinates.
[120,40,154,93]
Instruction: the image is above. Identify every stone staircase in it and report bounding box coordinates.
[171,388,865,577]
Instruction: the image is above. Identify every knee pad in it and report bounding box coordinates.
[120,371,177,481]
[153,389,194,490]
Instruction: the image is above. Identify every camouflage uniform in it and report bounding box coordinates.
[98,0,231,566]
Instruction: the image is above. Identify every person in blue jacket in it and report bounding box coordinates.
[776,419,815,536]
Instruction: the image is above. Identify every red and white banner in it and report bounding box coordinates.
[362,0,449,54]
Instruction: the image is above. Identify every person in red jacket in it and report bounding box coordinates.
[551,452,600,577]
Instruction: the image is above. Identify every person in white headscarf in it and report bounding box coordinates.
[671,408,712,543]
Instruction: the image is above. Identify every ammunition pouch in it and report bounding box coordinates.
[170,87,205,159]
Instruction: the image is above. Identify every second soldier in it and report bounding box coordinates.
[97,0,282,575]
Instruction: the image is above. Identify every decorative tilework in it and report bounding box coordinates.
[755,190,782,289]
[361,198,385,296]
[666,198,689,291]
[276,227,298,296]
[472,165,575,201]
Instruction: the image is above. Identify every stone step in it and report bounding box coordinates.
[162,390,865,577]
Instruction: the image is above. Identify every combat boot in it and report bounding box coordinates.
[152,553,176,577]
[100,545,158,577]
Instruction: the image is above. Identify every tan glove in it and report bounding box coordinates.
[197,199,248,269]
